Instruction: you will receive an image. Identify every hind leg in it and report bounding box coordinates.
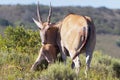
[85,41,95,77]
[85,31,96,77]
[85,50,93,75]
[69,50,81,74]
[73,56,81,74]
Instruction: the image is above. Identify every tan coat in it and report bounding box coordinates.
[56,14,96,75]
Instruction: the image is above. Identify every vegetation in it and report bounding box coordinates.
[0,26,41,53]
[0,5,120,35]
[0,18,13,26]
[116,39,120,47]
[0,27,120,80]
[0,4,120,80]
[96,34,120,58]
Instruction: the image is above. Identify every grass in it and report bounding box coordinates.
[96,34,120,58]
[0,50,120,80]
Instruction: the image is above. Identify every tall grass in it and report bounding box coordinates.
[0,51,120,80]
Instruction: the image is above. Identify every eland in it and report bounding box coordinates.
[31,2,60,71]
[31,2,96,75]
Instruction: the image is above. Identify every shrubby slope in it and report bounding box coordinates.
[0,27,120,80]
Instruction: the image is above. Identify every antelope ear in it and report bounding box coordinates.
[33,18,43,29]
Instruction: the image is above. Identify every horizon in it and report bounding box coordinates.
[0,0,120,9]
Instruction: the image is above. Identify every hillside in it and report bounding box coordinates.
[0,5,120,58]
[0,5,120,35]
[0,26,120,80]
[96,34,120,58]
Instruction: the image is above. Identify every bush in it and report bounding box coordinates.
[0,50,120,80]
[116,39,120,47]
[112,62,120,78]
[1,26,41,53]
[0,18,12,26]
[40,62,77,80]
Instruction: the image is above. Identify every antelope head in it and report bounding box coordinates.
[33,2,53,45]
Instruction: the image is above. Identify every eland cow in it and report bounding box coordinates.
[31,3,60,71]
[32,2,96,75]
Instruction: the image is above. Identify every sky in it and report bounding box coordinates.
[0,0,120,9]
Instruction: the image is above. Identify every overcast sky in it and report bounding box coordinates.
[0,0,120,9]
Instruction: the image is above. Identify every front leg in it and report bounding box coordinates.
[57,40,67,64]
[31,48,45,71]
[60,42,67,65]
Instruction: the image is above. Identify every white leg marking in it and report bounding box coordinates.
[85,50,93,77]
[73,56,80,74]
[69,50,80,74]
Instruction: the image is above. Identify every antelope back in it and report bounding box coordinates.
[60,14,88,55]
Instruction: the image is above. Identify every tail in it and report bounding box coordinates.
[72,26,88,60]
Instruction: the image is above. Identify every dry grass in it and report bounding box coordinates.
[96,34,120,58]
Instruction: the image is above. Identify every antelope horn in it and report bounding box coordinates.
[37,1,42,23]
[47,2,52,23]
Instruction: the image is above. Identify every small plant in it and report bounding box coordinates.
[112,62,120,78]
[116,39,120,47]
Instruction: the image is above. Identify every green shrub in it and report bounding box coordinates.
[98,56,111,66]
[0,51,120,80]
[116,39,120,47]
[0,18,13,26]
[40,62,77,80]
[0,26,41,53]
[0,35,7,51]
[112,62,120,78]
